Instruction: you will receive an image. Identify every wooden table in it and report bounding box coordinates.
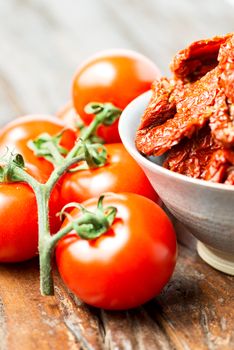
[0,1,233,349]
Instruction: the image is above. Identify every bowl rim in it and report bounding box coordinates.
[119,90,234,193]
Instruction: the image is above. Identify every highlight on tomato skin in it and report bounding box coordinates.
[0,115,77,180]
[72,49,161,143]
[56,193,177,310]
[59,143,160,206]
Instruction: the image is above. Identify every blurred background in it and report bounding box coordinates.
[0,0,233,124]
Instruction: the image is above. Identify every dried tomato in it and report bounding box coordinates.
[136,33,234,185]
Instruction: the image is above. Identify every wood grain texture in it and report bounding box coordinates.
[0,0,234,349]
[0,0,233,124]
[0,245,233,350]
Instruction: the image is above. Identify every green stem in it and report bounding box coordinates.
[50,222,74,247]
[45,141,64,167]
[46,155,85,193]
[12,167,40,191]
[10,153,112,296]
[36,186,53,295]
[80,111,106,141]
[80,103,122,141]
[39,241,54,295]
[33,155,85,295]
[12,166,54,295]
[65,140,85,161]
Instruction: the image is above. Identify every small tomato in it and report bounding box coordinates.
[60,143,159,205]
[72,49,161,143]
[0,115,76,180]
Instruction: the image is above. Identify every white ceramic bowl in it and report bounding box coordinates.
[119,91,234,275]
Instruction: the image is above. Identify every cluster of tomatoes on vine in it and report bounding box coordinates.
[0,49,177,310]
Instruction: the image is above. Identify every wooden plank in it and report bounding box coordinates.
[0,244,232,350]
[0,0,132,124]
[54,272,104,350]
[155,246,234,350]
[0,0,234,125]
[0,261,79,350]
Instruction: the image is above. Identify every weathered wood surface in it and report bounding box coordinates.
[0,242,233,350]
[0,0,234,124]
[0,0,233,349]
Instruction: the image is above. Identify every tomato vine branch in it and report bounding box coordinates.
[0,104,120,296]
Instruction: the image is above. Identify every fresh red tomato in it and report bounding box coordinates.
[57,102,80,130]
[56,193,177,310]
[0,115,77,180]
[72,49,161,143]
[0,180,60,262]
[60,143,159,206]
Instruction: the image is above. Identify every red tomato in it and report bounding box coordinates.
[0,115,77,180]
[56,193,177,310]
[72,49,161,143]
[0,181,60,262]
[60,143,159,206]
[57,102,80,130]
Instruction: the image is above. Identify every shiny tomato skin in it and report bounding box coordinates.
[56,193,177,310]
[72,49,161,143]
[60,143,159,206]
[0,115,76,180]
[0,182,60,262]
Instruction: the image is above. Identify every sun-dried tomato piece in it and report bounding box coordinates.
[170,33,232,83]
[163,126,220,178]
[163,138,189,175]
[209,91,234,147]
[138,78,177,130]
[218,35,234,103]
[136,68,219,156]
[204,149,234,182]
[208,36,234,146]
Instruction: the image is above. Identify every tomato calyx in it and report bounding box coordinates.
[71,142,107,172]
[27,102,121,170]
[0,151,25,182]
[27,130,71,167]
[59,195,117,240]
[84,102,122,126]
[27,129,108,171]
[80,102,122,141]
